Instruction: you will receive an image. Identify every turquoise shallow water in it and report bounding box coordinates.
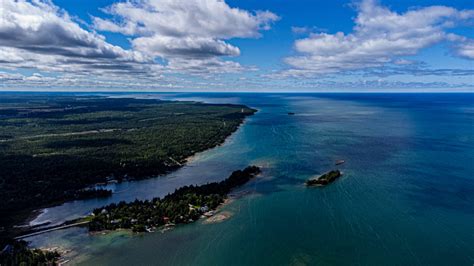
[27,93,474,265]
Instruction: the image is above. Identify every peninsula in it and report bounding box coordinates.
[88,166,261,232]
[0,94,256,239]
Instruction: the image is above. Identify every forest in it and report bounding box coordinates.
[0,94,256,233]
[89,166,261,232]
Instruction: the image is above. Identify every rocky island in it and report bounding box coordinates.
[305,170,342,186]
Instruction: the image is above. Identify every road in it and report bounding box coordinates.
[14,221,90,240]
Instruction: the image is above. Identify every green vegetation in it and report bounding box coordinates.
[0,240,59,266]
[0,94,255,231]
[73,188,112,200]
[305,170,342,186]
[89,166,261,232]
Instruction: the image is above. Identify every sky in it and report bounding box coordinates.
[0,0,473,92]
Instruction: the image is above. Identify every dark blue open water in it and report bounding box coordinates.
[26,93,474,265]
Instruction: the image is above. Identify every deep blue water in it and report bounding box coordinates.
[24,93,474,265]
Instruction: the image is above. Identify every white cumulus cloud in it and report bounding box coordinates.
[284,0,474,76]
[93,0,279,71]
[0,0,150,74]
[452,37,474,59]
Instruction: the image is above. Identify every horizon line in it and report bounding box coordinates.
[0,90,473,94]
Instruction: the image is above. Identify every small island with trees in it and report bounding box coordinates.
[89,166,261,232]
[305,170,342,186]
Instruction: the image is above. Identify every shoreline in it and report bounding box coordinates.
[16,111,256,236]
[46,193,247,264]
[88,197,236,238]
[202,198,235,224]
[86,166,261,233]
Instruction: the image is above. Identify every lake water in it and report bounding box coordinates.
[26,93,474,265]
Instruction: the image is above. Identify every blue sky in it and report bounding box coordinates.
[0,0,473,92]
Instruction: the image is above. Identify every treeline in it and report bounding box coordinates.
[89,166,261,232]
[74,188,112,200]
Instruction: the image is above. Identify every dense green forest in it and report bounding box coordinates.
[89,166,261,232]
[0,94,256,231]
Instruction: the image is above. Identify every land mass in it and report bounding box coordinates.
[305,170,342,186]
[89,166,261,232]
[0,94,256,238]
[6,166,260,265]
